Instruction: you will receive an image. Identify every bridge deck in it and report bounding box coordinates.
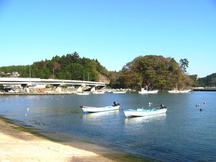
[0,77,106,87]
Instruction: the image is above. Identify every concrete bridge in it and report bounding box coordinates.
[0,77,106,92]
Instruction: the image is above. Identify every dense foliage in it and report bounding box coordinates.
[0,52,109,81]
[198,73,216,87]
[0,53,202,90]
[109,55,194,90]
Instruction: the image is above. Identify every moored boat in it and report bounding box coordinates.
[168,89,191,93]
[80,102,120,113]
[92,90,105,94]
[76,91,91,95]
[138,88,158,94]
[123,106,167,117]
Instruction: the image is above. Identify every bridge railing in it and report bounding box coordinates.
[0,77,106,87]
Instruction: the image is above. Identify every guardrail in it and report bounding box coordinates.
[0,77,106,87]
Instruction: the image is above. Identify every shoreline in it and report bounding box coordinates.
[0,116,150,162]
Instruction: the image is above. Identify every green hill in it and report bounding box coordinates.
[0,52,110,83]
[1,53,200,90]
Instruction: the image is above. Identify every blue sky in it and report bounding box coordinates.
[0,0,216,78]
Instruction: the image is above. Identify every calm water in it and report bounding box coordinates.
[0,92,216,161]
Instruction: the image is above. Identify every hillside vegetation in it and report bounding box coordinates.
[0,53,205,90]
[0,52,110,82]
[109,55,194,90]
[197,73,216,87]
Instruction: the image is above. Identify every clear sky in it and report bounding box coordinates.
[0,0,216,78]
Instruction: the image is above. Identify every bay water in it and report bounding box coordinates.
[0,92,216,161]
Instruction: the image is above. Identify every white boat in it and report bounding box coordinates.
[76,91,91,95]
[92,91,105,94]
[138,88,158,94]
[168,89,191,93]
[81,102,120,113]
[123,107,167,117]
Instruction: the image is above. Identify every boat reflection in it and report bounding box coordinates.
[124,114,166,124]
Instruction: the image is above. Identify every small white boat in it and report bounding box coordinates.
[138,88,158,94]
[123,107,167,117]
[81,102,120,113]
[76,91,91,95]
[92,91,105,94]
[168,89,191,93]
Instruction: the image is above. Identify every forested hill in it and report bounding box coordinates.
[0,52,110,83]
[197,73,216,87]
[109,55,194,90]
[1,53,204,90]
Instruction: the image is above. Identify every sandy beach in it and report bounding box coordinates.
[0,117,116,162]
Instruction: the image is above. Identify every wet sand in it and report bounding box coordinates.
[0,117,117,162]
[0,117,149,162]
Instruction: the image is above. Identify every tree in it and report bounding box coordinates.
[198,73,216,87]
[117,55,193,90]
[179,58,189,72]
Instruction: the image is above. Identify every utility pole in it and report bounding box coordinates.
[29,65,31,85]
[53,68,54,79]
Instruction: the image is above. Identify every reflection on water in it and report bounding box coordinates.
[1,92,216,161]
[124,114,166,124]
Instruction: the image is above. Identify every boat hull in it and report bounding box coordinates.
[76,92,91,95]
[81,105,120,113]
[138,88,158,94]
[92,91,105,94]
[123,108,167,117]
[168,90,191,93]
[138,90,158,94]
[112,91,127,94]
